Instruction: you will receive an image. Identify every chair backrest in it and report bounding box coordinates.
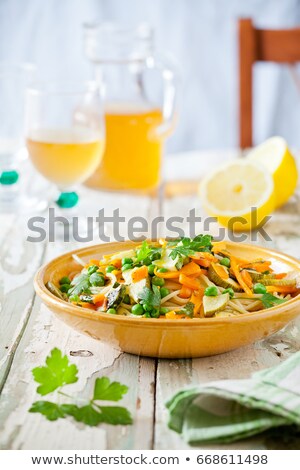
[239,18,300,149]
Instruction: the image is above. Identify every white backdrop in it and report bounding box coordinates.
[1,0,300,152]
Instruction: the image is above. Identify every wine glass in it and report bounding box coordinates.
[0,62,46,212]
[25,80,105,235]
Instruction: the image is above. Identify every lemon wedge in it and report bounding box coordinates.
[247,137,298,208]
[200,160,275,231]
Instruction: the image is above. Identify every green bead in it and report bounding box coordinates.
[107,308,117,315]
[106,265,115,273]
[150,308,160,318]
[223,288,234,298]
[122,263,132,271]
[159,307,169,315]
[59,276,71,285]
[122,257,133,266]
[157,268,168,273]
[152,276,165,287]
[88,265,99,275]
[220,257,230,268]
[160,287,170,298]
[60,284,70,293]
[90,272,105,286]
[253,283,267,294]
[56,191,79,208]
[142,257,151,266]
[131,304,144,315]
[148,264,156,276]
[0,170,19,185]
[143,302,153,312]
[204,286,218,296]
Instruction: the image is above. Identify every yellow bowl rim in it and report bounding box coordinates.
[34,240,300,327]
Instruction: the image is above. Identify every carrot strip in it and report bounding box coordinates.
[154,268,179,279]
[190,288,204,314]
[275,273,287,279]
[192,258,211,268]
[165,310,186,320]
[93,293,105,304]
[190,252,217,262]
[179,286,193,298]
[75,302,96,310]
[241,269,253,288]
[179,273,201,290]
[180,261,201,276]
[132,265,148,283]
[266,286,298,294]
[230,257,253,296]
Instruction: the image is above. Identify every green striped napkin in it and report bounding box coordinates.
[166,353,300,444]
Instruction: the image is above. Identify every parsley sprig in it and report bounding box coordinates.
[138,285,161,308]
[169,235,213,262]
[29,349,132,426]
[261,293,287,309]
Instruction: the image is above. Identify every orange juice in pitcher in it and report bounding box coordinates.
[84,23,177,192]
[86,103,163,190]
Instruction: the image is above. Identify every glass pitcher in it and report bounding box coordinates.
[83,23,177,192]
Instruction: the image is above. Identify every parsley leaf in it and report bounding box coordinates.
[178,302,195,318]
[261,293,287,309]
[29,401,66,421]
[61,404,103,426]
[96,406,133,425]
[138,285,161,308]
[32,348,78,396]
[29,349,133,428]
[170,234,213,261]
[68,273,91,296]
[93,377,128,401]
[136,241,152,262]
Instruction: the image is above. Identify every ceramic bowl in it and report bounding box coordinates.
[34,241,300,358]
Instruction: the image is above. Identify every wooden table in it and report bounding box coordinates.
[1,150,300,450]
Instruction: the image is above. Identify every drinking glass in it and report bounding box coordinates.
[0,63,44,212]
[25,80,105,221]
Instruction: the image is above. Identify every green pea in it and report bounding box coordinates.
[106,265,115,273]
[122,263,133,271]
[150,252,161,261]
[157,268,168,273]
[152,276,165,287]
[131,304,144,315]
[159,307,169,315]
[90,272,105,286]
[220,257,230,268]
[142,257,151,266]
[160,287,170,298]
[148,264,156,276]
[87,265,99,275]
[150,308,160,318]
[204,286,218,296]
[123,294,130,304]
[107,308,117,315]
[59,276,71,285]
[60,284,71,293]
[223,288,234,298]
[122,257,133,266]
[253,283,267,294]
[143,302,153,312]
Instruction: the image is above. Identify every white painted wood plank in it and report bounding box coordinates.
[0,194,156,450]
[0,216,46,388]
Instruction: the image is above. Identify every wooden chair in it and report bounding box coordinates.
[239,18,300,148]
